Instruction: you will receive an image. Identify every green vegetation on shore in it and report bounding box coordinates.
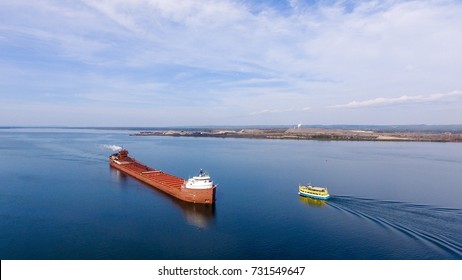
[131,127,462,142]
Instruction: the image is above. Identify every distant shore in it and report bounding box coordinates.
[130,127,462,142]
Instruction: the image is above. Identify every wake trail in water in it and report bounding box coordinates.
[40,144,122,164]
[328,196,462,258]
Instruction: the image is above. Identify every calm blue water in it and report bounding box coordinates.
[0,128,461,259]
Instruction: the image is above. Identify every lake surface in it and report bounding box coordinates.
[1,128,461,259]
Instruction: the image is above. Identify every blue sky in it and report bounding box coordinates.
[1,0,462,126]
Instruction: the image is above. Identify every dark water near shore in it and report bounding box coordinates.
[1,128,461,259]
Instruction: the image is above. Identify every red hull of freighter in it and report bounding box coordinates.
[109,150,216,204]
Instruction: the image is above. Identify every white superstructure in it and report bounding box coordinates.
[185,170,215,189]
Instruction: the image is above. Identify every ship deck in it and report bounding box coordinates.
[118,157,185,189]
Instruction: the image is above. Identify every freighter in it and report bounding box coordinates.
[109,149,216,204]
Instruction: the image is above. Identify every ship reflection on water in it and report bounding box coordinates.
[111,166,130,184]
[175,200,215,228]
[110,167,215,228]
[299,196,327,207]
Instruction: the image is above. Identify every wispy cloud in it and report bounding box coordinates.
[250,108,294,115]
[1,0,462,125]
[249,106,311,115]
[330,91,462,109]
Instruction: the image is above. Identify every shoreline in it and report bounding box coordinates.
[130,127,462,142]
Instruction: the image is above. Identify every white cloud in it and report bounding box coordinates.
[249,106,313,115]
[330,90,462,108]
[1,0,462,125]
[249,108,293,115]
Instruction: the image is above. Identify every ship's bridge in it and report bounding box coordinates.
[185,170,214,189]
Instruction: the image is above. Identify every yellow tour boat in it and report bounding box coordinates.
[299,185,330,200]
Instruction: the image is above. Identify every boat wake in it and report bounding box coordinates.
[328,196,462,259]
[37,143,126,164]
